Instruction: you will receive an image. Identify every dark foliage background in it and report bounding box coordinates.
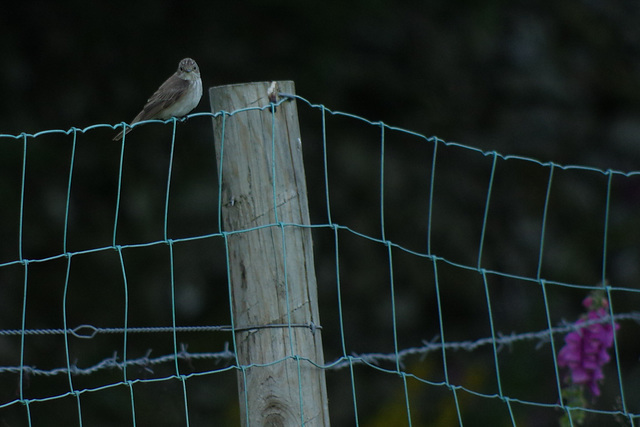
[1,1,640,426]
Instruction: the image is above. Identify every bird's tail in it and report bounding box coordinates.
[112,126,132,141]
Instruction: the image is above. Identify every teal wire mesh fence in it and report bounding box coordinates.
[0,94,639,426]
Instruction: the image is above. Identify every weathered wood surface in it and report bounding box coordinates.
[210,81,330,427]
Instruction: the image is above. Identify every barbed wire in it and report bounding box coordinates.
[2,312,636,377]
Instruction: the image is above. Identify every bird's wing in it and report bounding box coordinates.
[133,75,191,122]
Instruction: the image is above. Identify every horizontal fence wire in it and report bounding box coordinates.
[1,93,639,426]
[1,312,637,377]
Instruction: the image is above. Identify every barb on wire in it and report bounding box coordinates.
[2,312,635,378]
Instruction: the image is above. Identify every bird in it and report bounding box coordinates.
[113,57,203,141]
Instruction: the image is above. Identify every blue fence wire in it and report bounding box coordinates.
[0,94,639,426]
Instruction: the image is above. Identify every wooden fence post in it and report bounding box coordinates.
[209,81,330,426]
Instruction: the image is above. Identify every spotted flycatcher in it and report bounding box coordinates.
[113,58,203,140]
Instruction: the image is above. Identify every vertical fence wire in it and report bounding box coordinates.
[0,94,638,426]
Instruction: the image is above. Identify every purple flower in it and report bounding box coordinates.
[557,296,619,397]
